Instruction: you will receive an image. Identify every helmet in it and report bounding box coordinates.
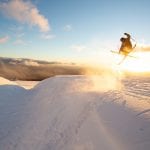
[120,37,125,42]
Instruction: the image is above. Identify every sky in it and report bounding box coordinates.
[0,0,150,64]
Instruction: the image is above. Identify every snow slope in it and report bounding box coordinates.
[0,75,150,150]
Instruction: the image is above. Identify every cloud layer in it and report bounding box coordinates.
[136,44,150,52]
[0,0,50,32]
[140,46,150,52]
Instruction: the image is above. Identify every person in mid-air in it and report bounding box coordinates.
[119,33,133,55]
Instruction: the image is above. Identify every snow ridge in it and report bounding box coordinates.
[0,75,150,150]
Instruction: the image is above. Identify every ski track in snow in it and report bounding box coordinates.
[122,76,150,100]
[0,75,150,150]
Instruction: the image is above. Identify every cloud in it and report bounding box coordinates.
[23,60,39,66]
[135,44,150,52]
[16,33,25,38]
[63,24,72,32]
[0,0,50,32]
[71,44,86,52]
[139,46,150,52]
[14,39,27,45]
[0,36,9,44]
[41,34,55,40]
[9,25,24,32]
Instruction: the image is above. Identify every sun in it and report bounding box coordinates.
[120,52,150,73]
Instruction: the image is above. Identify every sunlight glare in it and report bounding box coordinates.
[120,52,150,73]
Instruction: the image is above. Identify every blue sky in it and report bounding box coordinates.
[0,0,150,63]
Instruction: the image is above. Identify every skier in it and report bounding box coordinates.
[110,33,137,64]
[119,33,134,55]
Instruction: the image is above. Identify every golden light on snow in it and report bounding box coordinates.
[120,52,150,73]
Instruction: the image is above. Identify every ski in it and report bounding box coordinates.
[117,56,127,65]
[110,50,136,58]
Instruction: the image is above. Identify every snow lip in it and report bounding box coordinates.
[0,77,17,85]
[0,75,150,150]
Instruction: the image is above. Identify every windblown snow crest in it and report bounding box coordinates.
[0,75,150,150]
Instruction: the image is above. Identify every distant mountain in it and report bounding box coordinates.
[0,57,85,81]
[0,57,62,66]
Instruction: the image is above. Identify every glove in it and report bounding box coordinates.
[124,33,130,36]
[124,33,130,37]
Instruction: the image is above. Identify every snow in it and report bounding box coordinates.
[0,75,150,150]
[0,77,17,85]
[15,80,39,89]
